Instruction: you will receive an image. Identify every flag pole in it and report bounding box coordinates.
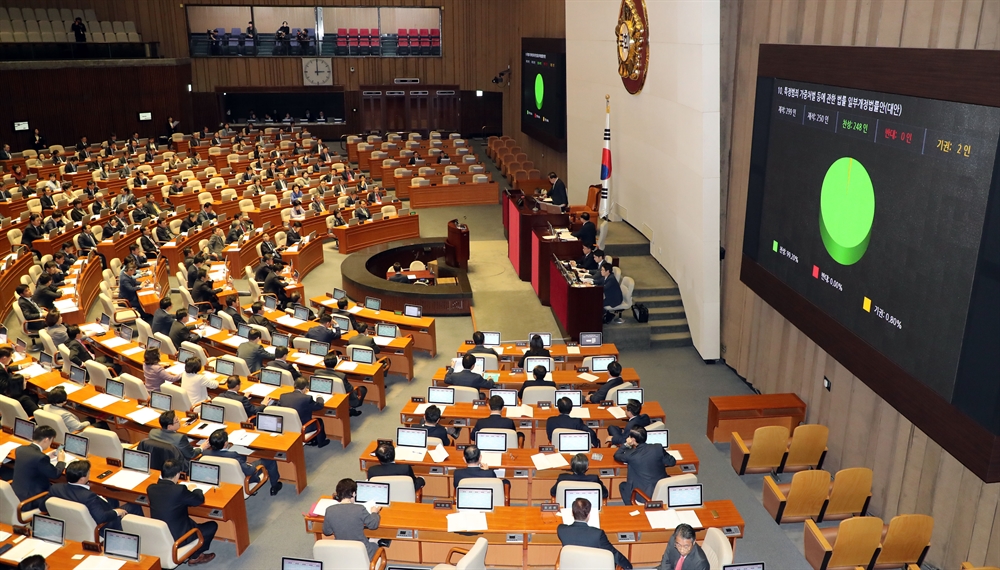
[599,94,613,220]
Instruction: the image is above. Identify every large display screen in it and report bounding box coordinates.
[521,38,566,151]
[749,79,1000,401]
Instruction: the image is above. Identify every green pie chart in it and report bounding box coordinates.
[534,74,544,110]
[819,157,875,265]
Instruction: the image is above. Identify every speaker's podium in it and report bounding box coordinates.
[445,219,470,269]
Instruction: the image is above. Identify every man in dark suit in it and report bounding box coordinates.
[314,353,366,417]
[419,405,453,446]
[444,353,494,391]
[217,376,265,418]
[260,236,283,266]
[334,297,360,332]
[236,329,270,372]
[572,213,597,246]
[192,269,223,312]
[125,244,149,270]
[614,426,676,505]
[589,361,625,404]
[470,395,515,438]
[264,270,289,308]
[267,347,301,381]
[22,214,46,251]
[254,254,277,283]
[368,443,425,491]
[151,298,176,336]
[600,262,623,310]
[304,315,341,344]
[547,172,568,209]
[150,411,210,461]
[388,263,409,284]
[147,459,218,565]
[347,323,380,354]
[546,397,600,448]
[15,284,45,331]
[222,296,246,327]
[0,347,37,414]
[557,498,632,569]
[247,301,276,335]
[275,378,329,447]
[549,453,608,500]
[32,274,61,311]
[139,226,158,257]
[575,243,598,272]
[607,400,651,446]
[169,309,199,349]
[452,445,499,489]
[47,460,143,533]
[203,429,282,496]
[658,524,710,570]
[13,425,65,509]
[467,331,499,357]
[518,365,556,401]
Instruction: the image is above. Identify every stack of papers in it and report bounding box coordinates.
[504,405,533,418]
[0,441,23,461]
[446,511,488,532]
[165,363,186,375]
[667,450,683,461]
[560,507,600,528]
[188,421,227,437]
[347,306,364,314]
[0,538,62,563]
[395,447,427,462]
[84,393,121,409]
[101,337,129,349]
[480,451,503,467]
[18,363,49,379]
[428,445,449,463]
[222,336,245,347]
[185,482,215,494]
[373,336,393,346]
[336,361,358,372]
[243,383,278,398]
[577,372,600,382]
[127,407,162,425]
[531,453,569,470]
[122,346,145,356]
[54,299,78,312]
[276,315,306,327]
[229,430,260,447]
[200,326,221,338]
[606,407,627,419]
[292,354,324,366]
[644,509,703,530]
[73,555,128,570]
[103,469,149,490]
[566,346,581,355]
[311,498,378,515]
[569,407,591,419]
[413,403,446,415]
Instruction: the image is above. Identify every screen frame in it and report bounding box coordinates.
[103,529,142,561]
[396,426,427,448]
[520,37,567,152]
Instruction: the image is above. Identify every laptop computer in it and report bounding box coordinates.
[646,429,670,448]
[150,391,172,412]
[456,487,493,511]
[103,529,142,562]
[395,427,428,461]
[187,304,200,319]
[119,325,134,342]
[481,332,501,347]
[176,348,194,364]
[615,388,643,405]
[376,323,398,338]
[200,402,225,423]
[364,297,381,312]
[189,461,220,487]
[147,337,161,351]
[427,387,455,405]
[69,365,87,384]
[489,389,518,407]
[105,378,125,399]
[355,481,391,506]
[260,368,283,386]
[351,346,375,365]
[123,449,150,473]
[32,514,65,545]
[564,488,603,511]
[309,376,333,395]
[579,332,602,346]
[208,314,223,330]
[554,390,583,407]
[557,431,591,453]
[256,413,283,434]
[403,304,422,318]
[236,323,251,339]
[214,358,235,376]
[293,305,311,321]
[591,355,616,372]
[332,288,347,300]
[667,484,703,509]
[263,295,278,310]
[331,315,350,331]
[281,558,323,570]
[63,432,89,459]
[271,332,290,348]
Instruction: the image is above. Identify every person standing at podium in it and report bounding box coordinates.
[547,172,568,209]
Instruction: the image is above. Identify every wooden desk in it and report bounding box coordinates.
[137,258,171,315]
[282,235,325,277]
[330,214,421,254]
[408,181,500,209]
[303,501,742,569]
[223,230,266,275]
[549,258,604,342]
[706,393,807,443]
[453,343,619,371]
[430,368,642,391]
[394,171,491,199]
[309,298,437,356]
[0,252,32,323]
[532,228,584,306]
[505,190,569,281]
[0,523,162,569]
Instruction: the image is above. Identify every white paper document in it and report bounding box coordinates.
[531,453,570,470]
[569,407,591,419]
[480,451,503,467]
[276,315,306,327]
[446,511,488,532]
[185,482,215,494]
[414,403,446,415]
[292,354,324,366]
[311,498,338,516]
[84,393,121,409]
[0,441,23,460]
[228,429,260,446]
[560,507,600,528]
[0,538,62,563]
[51,382,82,395]
[566,346,581,355]
[54,299,78,312]
[103,469,150,490]
[222,336,245,348]
[427,445,450,463]
[101,336,129,349]
[394,447,427,462]
[188,421,227,437]
[347,306,364,314]
[199,326,221,338]
[373,336,393,346]
[606,406,627,419]
[17,364,49,379]
[243,383,278,398]
[127,407,162,425]
[165,363,186,375]
[667,450,683,461]
[122,346,145,356]
[577,372,600,382]
[504,405,533,418]
[335,361,358,372]
[73,555,128,570]
[644,508,703,530]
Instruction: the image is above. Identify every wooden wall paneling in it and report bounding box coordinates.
[925,452,963,565]
[942,464,985,567]
[970,483,1000,566]
[841,378,877,473]
[899,0,935,46]
[879,413,912,519]
[186,6,251,35]
[930,0,964,48]
[867,399,900,514]
[959,0,986,49]
[914,438,943,515]
[980,0,1000,48]
[322,7,380,32]
[379,7,440,32]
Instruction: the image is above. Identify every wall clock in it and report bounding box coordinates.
[616,0,649,95]
[302,58,333,86]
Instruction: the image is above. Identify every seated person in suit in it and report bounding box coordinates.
[573,242,598,272]
[247,301,277,335]
[151,298,175,337]
[557,498,632,569]
[169,308,199,350]
[66,324,121,375]
[347,323,380,354]
[658,524,710,570]
[353,199,372,222]
[606,399,651,446]
[368,443,425,491]
[47,460,143,534]
[254,254,277,283]
[222,296,246,327]
[304,314,341,344]
[32,274,61,311]
[22,214,46,251]
[322,479,383,561]
[334,297,360,332]
[589,361,625,404]
[148,459,218,566]
[204,429,283,496]
[572,212,597,246]
[550,453,609,500]
[419,405,454,446]
[600,262,623,312]
[452,445,499,489]
[236,329,270,372]
[43,310,69,346]
[43,386,90,431]
[314,352,367,417]
[150,410,210,461]
[264,269,290,308]
[444,353,495,391]
[15,285,46,332]
[467,331,499,356]
[13,425,65,509]
[69,198,89,222]
[217,376,265,417]
[388,262,410,284]
[517,334,550,367]
[273,378,329,447]
[614,426,676,505]
[286,221,303,245]
[518,364,556,401]
[192,269,223,312]
[267,347,301,381]
[589,249,607,285]
[470,395,515,438]
[546,397,600,448]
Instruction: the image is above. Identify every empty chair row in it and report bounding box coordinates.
[804,514,933,570]
[0,30,141,43]
[731,423,829,475]
[0,7,97,22]
[763,467,872,524]
[0,19,135,34]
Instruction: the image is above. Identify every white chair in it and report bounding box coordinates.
[431,537,488,570]
[702,527,734,570]
[181,341,209,366]
[369,475,418,503]
[37,330,61,364]
[32,408,69,445]
[263,366,294,387]
[551,428,592,451]
[122,514,204,569]
[134,318,152,346]
[100,293,139,325]
[120,373,149,401]
[57,343,72,375]
[408,260,426,271]
[476,353,500,371]
[199,455,267,498]
[631,473,699,504]
[313,540,387,570]
[605,381,635,404]
[521,386,557,406]
[216,310,237,332]
[248,324,271,343]
[45,497,102,543]
[218,355,251,377]
[11,301,41,343]
[451,386,480,403]
[554,480,604,507]
[476,428,521,449]
[160,383,194,412]
[555,545,614,570]
[0,480,41,526]
[457,478,508,508]
[84,361,113,391]
[153,332,177,356]
[291,337,311,352]
[80,427,129,461]
[263,405,322,443]
[212,396,249,424]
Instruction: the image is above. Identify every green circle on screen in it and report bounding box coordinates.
[820,157,875,266]
[534,74,544,110]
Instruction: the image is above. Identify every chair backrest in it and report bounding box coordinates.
[120,373,149,401]
[57,343,72,375]
[876,514,933,565]
[648,473,698,502]
[313,539,374,568]
[153,332,177,355]
[80,427,125,461]
[137,438,182,471]
[746,425,790,469]
[263,405,302,432]
[0,479,36,525]
[605,381,635,403]
[521,386,557,405]
[198,455,250,495]
[597,221,609,249]
[122,514,199,569]
[33,408,69,444]
[557,545,613,570]
[785,424,829,468]
[477,428,519,449]
[45,497,97,543]
[783,469,831,518]
[826,467,873,518]
[38,329,59,358]
[369,475,416,503]
[181,341,209,365]
[553,480,602,508]
[828,516,884,568]
[452,386,480,403]
[161,382,193,411]
[219,355,251,376]
[454,537,488,570]
[133,318,152,346]
[212,396,249,424]
[701,527,734,570]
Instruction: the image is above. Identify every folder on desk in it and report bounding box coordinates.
[504,405,533,418]
[577,372,600,382]
[606,407,627,419]
[446,511,488,532]
[644,508,703,530]
[569,407,590,419]
[531,453,570,470]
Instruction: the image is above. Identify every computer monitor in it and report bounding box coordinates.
[528,332,552,347]
[557,431,591,453]
[475,431,508,452]
[256,413,283,434]
[187,304,200,319]
[271,332,290,348]
[579,332,603,346]
[282,558,323,570]
[396,427,427,448]
[69,365,86,383]
[293,305,311,321]
[119,325,133,342]
[524,356,551,372]
[123,449,150,473]
[176,348,194,364]
[104,530,141,562]
[105,378,125,399]
[564,488,602,511]
[355,481,391,506]
[13,417,35,441]
[427,387,454,405]
[309,376,333,394]
[723,564,765,570]
[64,432,89,457]
[32,514,65,545]
[208,314,223,329]
[237,323,251,339]
[331,315,350,331]
[591,356,616,372]
[260,368,282,386]
[147,337,161,351]
[489,389,518,407]
[309,340,329,356]
[376,323,398,338]
[332,288,347,300]
[615,388,643,406]
[667,484,703,509]
[200,402,225,423]
[39,351,54,366]
[481,332,501,346]
[189,461,220,486]
[214,358,235,376]
[456,487,493,511]
[351,346,375,365]
[150,391,172,412]
[645,429,669,448]
[364,296,381,311]
[100,313,111,327]
[263,295,278,310]
[403,304,422,318]
[554,390,583,407]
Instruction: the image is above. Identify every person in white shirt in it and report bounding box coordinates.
[43,386,90,431]
[180,357,218,405]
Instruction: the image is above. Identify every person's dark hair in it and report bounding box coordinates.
[43,261,58,273]
[157,297,173,310]
[251,301,263,314]
[247,329,261,341]
[629,425,647,444]
[224,296,237,308]
[65,459,91,483]
[581,212,590,221]
[144,347,160,365]
[375,443,395,464]
[294,377,309,390]
[582,242,592,252]
[129,244,139,254]
[356,322,368,334]
[0,347,11,359]
[32,425,57,442]
[44,311,60,327]
[529,334,544,351]
[323,352,339,369]
[18,554,47,570]
[66,324,80,340]
[557,397,573,414]
[607,361,623,377]
[274,346,289,359]
[174,308,187,320]
[488,395,504,411]
[318,314,332,325]
[533,365,547,381]
[227,376,241,390]
[570,453,590,475]
[37,274,52,287]
[392,262,402,273]
[47,386,68,406]
[184,357,201,374]
[15,284,29,297]
[337,297,348,310]
[593,248,604,258]
[159,410,176,428]
[461,352,476,370]
[472,331,485,345]
[463,444,481,464]
[674,523,696,540]
[626,399,642,416]
[571,497,592,521]
[161,459,183,479]
[600,261,613,273]
[335,478,357,501]
[208,429,229,450]
[425,405,441,424]
[548,172,558,179]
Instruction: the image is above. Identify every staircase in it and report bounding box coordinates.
[635,285,692,348]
